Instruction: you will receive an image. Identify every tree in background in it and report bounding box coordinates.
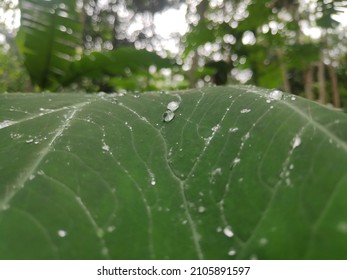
[183,0,347,107]
[0,0,346,108]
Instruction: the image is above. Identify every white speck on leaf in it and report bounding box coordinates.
[291,96,296,101]
[211,124,220,132]
[209,167,222,184]
[57,230,67,238]
[150,172,156,186]
[102,143,110,152]
[259,238,268,246]
[198,206,206,213]
[25,139,34,144]
[229,127,239,133]
[242,132,250,141]
[292,135,301,149]
[107,226,116,233]
[228,248,237,256]
[223,226,234,238]
[240,109,251,114]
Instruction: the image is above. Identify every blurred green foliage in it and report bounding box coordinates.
[0,0,346,107]
[0,46,30,92]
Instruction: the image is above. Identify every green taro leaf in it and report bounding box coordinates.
[0,86,347,260]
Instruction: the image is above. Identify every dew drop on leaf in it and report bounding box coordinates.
[233,158,241,165]
[167,101,180,112]
[198,206,206,213]
[292,135,301,149]
[102,143,110,152]
[107,226,116,233]
[269,89,283,100]
[229,127,239,133]
[240,109,251,114]
[228,248,237,256]
[25,139,34,144]
[57,230,67,238]
[259,238,268,246]
[211,124,220,132]
[162,110,175,122]
[223,226,234,238]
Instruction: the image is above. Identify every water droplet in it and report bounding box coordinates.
[228,248,237,256]
[102,143,110,152]
[233,158,241,165]
[292,135,301,149]
[149,172,156,186]
[216,226,222,232]
[242,132,250,141]
[37,170,44,176]
[29,175,35,181]
[289,164,294,170]
[57,230,67,238]
[291,96,296,101]
[25,139,34,144]
[266,99,272,103]
[240,109,251,114]
[162,110,175,122]
[269,89,283,100]
[211,124,220,132]
[167,101,180,112]
[229,127,239,133]
[0,120,15,129]
[107,226,116,233]
[259,238,268,246]
[182,220,188,225]
[10,133,22,140]
[223,226,234,238]
[198,206,206,213]
[211,167,222,176]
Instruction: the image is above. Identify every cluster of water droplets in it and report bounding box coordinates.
[163,101,180,123]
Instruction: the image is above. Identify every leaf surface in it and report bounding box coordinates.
[1,86,347,259]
